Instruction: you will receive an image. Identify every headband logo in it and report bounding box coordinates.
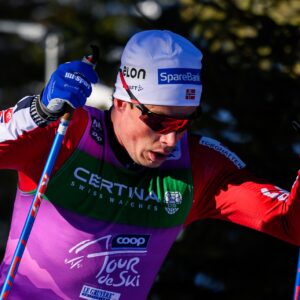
[158,68,201,85]
[123,65,146,80]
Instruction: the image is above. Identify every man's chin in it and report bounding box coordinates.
[145,161,165,168]
[141,155,167,168]
[129,151,168,168]
[129,157,165,169]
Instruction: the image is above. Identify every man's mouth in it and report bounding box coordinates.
[148,150,171,162]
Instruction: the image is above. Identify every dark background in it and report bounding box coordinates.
[1,1,300,299]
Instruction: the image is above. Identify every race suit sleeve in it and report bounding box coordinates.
[185,135,300,246]
[0,96,88,191]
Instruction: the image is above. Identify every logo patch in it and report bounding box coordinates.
[0,108,13,123]
[164,191,182,215]
[80,285,120,300]
[199,137,246,169]
[158,68,201,85]
[129,85,143,92]
[66,234,146,289]
[90,117,103,145]
[123,66,146,79]
[112,234,150,249]
[260,186,289,201]
[185,89,196,100]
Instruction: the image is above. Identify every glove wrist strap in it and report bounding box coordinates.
[30,95,63,126]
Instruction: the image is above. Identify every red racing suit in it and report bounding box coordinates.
[1,96,300,244]
[0,95,300,299]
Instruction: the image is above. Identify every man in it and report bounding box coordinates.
[0,30,299,299]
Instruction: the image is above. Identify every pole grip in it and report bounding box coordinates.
[61,106,73,122]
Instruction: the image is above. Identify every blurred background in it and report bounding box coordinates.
[1,0,300,299]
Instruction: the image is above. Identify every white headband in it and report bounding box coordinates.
[113,30,203,107]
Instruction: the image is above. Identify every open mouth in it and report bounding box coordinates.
[148,150,169,163]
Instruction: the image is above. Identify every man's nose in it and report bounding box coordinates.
[160,131,177,147]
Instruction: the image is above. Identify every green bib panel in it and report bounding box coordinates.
[45,148,193,228]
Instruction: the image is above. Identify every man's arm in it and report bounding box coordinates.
[0,96,39,142]
[186,135,300,246]
[0,96,88,188]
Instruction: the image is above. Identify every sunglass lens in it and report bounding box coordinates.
[140,114,189,134]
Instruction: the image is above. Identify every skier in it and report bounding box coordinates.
[0,30,299,300]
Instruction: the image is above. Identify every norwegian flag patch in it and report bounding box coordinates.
[185,89,196,100]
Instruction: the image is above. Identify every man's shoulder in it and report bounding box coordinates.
[71,105,99,126]
[188,134,246,170]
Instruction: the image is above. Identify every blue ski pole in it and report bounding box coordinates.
[0,111,72,300]
[293,119,300,300]
[0,47,98,299]
[294,250,300,300]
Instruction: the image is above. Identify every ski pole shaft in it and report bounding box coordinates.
[292,118,300,300]
[294,250,300,300]
[0,111,72,300]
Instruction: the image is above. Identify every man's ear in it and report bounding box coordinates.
[113,98,127,110]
